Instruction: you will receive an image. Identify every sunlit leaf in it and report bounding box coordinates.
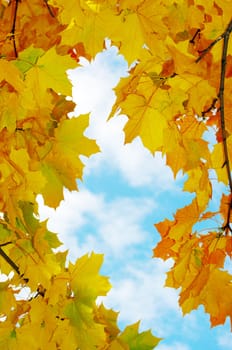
[119,322,161,349]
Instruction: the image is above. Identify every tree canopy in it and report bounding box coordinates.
[0,0,231,349]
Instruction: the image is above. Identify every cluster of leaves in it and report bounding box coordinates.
[0,0,161,349]
[0,0,232,348]
[106,0,232,329]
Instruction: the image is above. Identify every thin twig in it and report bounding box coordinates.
[189,29,200,44]
[196,30,226,63]
[43,0,55,17]
[201,98,218,117]
[0,245,29,282]
[0,241,13,247]
[0,246,20,275]
[11,0,19,58]
[195,21,232,63]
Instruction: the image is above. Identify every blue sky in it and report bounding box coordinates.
[38,45,232,349]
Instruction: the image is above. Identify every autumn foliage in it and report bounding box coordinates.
[0,0,231,349]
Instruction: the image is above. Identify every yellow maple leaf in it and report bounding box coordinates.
[55,114,99,156]
[94,303,120,342]
[210,142,228,184]
[24,48,76,110]
[62,253,111,349]
[0,281,16,315]
[0,60,24,91]
[123,94,167,152]
[68,252,111,299]
[41,114,99,207]
[64,298,106,349]
[41,161,66,208]
[184,166,212,211]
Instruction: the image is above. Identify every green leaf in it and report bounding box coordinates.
[14,46,44,74]
[19,201,39,233]
[0,223,12,243]
[44,229,62,249]
[120,322,161,350]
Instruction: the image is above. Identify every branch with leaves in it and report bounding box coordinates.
[218,20,232,234]
[196,19,232,235]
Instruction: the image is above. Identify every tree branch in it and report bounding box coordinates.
[196,20,232,235]
[218,20,232,234]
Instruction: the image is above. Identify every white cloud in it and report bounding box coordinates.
[38,190,104,235]
[157,342,191,350]
[67,44,179,191]
[38,188,185,336]
[68,44,128,115]
[101,258,181,335]
[84,112,175,189]
[38,188,156,259]
[217,332,232,349]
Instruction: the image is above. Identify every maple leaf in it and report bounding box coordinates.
[41,114,99,207]
[68,252,111,301]
[0,281,16,315]
[123,94,167,152]
[119,322,161,349]
[63,253,111,349]
[14,46,44,74]
[0,60,24,91]
[64,298,107,349]
[183,165,212,211]
[25,47,76,97]
[210,142,228,184]
[108,320,161,349]
[94,303,120,342]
